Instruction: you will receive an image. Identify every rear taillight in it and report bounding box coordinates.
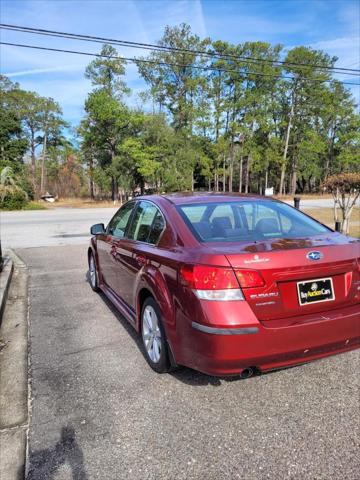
[180,264,244,301]
[180,265,238,290]
[180,264,263,301]
[234,269,265,288]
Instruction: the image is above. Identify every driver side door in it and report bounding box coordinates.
[97,201,136,292]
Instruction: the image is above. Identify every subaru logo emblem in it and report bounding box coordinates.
[306,251,323,261]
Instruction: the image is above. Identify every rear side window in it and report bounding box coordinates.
[148,211,165,244]
[128,201,165,244]
[177,201,329,243]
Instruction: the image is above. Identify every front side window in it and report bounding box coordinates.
[107,202,135,238]
[178,201,329,243]
[128,201,165,244]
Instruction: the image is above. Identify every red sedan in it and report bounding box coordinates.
[88,194,360,377]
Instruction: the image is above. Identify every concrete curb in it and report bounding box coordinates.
[0,255,14,325]
[0,251,29,479]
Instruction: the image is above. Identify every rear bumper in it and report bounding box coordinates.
[178,304,360,376]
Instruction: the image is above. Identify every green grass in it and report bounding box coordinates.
[22,201,48,210]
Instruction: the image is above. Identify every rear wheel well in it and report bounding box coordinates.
[138,288,153,318]
[137,289,177,370]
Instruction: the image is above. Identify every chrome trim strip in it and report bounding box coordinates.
[191,322,259,335]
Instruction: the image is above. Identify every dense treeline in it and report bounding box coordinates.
[1,24,359,205]
[0,74,85,204]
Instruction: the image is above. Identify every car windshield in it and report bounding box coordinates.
[177,200,330,243]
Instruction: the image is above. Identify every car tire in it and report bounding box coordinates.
[141,297,171,373]
[88,252,100,292]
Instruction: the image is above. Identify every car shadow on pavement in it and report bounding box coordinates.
[25,425,88,480]
[85,270,144,345]
[170,368,261,387]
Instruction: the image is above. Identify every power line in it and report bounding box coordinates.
[1,23,360,76]
[2,41,360,87]
[2,23,359,75]
[341,61,360,68]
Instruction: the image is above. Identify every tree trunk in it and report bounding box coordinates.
[222,154,226,192]
[30,130,36,191]
[229,140,234,193]
[280,100,295,195]
[239,156,243,193]
[90,178,94,200]
[89,156,94,200]
[110,147,118,201]
[111,176,116,202]
[325,126,336,178]
[140,178,145,195]
[291,170,297,195]
[339,191,360,234]
[40,133,47,195]
[333,190,339,224]
[245,156,250,194]
[291,155,298,195]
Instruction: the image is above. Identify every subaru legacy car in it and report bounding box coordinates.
[88,194,360,377]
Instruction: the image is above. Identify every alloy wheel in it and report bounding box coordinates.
[89,254,97,289]
[142,305,162,363]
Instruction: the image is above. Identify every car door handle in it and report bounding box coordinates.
[135,254,147,266]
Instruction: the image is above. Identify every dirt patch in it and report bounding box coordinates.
[45,198,121,209]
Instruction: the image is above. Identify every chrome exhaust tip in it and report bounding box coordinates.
[240,367,254,379]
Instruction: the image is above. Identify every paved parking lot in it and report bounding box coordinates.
[17,244,360,480]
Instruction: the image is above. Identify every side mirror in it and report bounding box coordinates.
[90,223,105,235]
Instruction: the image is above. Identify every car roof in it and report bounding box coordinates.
[136,192,278,205]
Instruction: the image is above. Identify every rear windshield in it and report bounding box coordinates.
[177,200,329,243]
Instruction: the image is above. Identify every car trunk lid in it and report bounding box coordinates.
[222,238,360,322]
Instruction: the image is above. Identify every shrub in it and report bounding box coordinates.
[322,172,360,193]
[0,185,29,210]
[322,172,360,234]
[17,176,35,200]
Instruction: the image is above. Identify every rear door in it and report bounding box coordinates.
[97,201,136,292]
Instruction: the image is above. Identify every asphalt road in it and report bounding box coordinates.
[3,197,359,249]
[17,244,360,480]
[1,208,117,249]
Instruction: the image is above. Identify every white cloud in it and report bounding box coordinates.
[5,66,80,77]
[310,36,360,103]
[311,36,360,68]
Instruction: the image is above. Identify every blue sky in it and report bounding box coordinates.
[1,0,359,126]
